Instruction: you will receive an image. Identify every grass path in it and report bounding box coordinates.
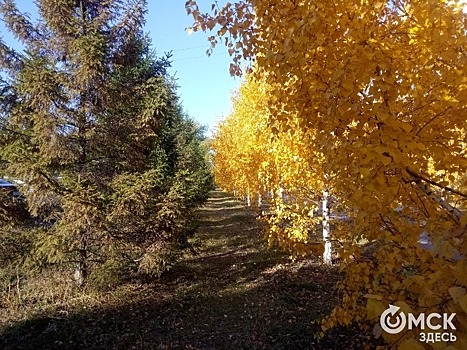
[1,190,357,350]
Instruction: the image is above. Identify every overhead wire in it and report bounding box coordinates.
[158,44,210,53]
[171,51,229,62]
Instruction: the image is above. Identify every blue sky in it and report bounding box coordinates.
[0,1,239,134]
[149,1,239,134]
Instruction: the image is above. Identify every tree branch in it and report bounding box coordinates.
[405,168,463,224]
[406,168,467,199]
[416,107,452,136]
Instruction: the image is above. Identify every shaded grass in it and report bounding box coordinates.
[0,190,376,349]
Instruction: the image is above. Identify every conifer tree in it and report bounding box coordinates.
[0,0,212,286]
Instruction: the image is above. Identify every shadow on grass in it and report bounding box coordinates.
[0,190,375,350]
[0,266,343,350]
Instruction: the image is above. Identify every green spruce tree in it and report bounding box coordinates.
[0,0,212,287]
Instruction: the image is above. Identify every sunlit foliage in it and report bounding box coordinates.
[188,0,467,347]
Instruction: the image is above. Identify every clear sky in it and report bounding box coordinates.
[148,1,239,134]
[0,0,240,134]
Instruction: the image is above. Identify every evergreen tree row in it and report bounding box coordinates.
[0,0,214,287]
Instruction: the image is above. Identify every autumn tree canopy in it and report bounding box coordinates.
[188,0,467,347]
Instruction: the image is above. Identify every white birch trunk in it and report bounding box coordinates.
[258,193,263,216]
[322,189,332,265]
[246,188,251,207]
[412,177,463,223]
[279,186,284,201]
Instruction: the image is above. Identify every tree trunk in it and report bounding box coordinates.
[258,193,263,216]
[74,236,88,286]
[322,189,332,265]
[279,186,284,201]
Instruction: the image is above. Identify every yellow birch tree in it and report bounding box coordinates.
[190,1,467,347]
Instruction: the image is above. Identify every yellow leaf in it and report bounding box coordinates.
[400,123,412,133]
[374,2,385,10]
[342,80,353,92]
[459,294,467,313]
[398,339,425,350]
[376,175,386,185]
[395,301,412,314]
[381,157,391,166]
[449,286,466,303]
[364,294,383,300]
[461,215,467,228]
[360,168,371,177]
[366,298,386,320]
[408,142,418,151]
[443,94,458,103]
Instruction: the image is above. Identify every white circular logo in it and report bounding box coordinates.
[380,304,407,334]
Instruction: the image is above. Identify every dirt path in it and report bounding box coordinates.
[144,190,347,349]
[2,190,348,350]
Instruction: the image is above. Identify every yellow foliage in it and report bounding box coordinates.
[189,0,467,347]
[398,339,425,350]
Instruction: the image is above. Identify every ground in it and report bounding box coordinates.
[0,190,377,349]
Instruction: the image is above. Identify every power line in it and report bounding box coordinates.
[159,45,210,53]
[172,51,229,62]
